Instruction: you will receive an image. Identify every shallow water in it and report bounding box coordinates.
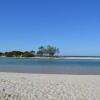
[0,58,100,74]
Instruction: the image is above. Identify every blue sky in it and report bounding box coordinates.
[0,0,100,56]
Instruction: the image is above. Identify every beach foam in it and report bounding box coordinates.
[0,72,100,100]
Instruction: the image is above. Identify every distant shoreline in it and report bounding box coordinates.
[0,56,100,60]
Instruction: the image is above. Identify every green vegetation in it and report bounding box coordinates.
[0,52,3,56]
[37,46,46,56]
[46,45,59,56]
[4,51,23,57]
[37,45,59,56]
[22,51,35,57]
[0,45,60,57]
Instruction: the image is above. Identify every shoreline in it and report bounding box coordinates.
[0,71,100,76]
[0,72,100,100]
[0,56,100,60]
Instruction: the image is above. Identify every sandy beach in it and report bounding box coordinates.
[0,73,100,100]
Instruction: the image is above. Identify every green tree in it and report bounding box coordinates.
[0,52,3,56]
[4,52,14,57]
[37,46,46,56]
[11,51,23,57]
[30,50,35,56]
[37,45,60,56]
[46,45,58,56]
[4,51,22,57]
[22,51,34,57]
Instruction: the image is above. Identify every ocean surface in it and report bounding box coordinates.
[0,58,100,75]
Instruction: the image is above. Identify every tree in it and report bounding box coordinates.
[22,51,34,57]
[0,52,3,56]
[37,46,46,56]
[12,51,23,57]
[37,45,60,56]
[4,51,23,57]
[46,45,59,56]
[4,52,14,57]
[30,50,35,56]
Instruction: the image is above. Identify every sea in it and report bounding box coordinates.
[0,57,100,75]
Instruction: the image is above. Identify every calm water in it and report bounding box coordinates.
[0,58,100,75]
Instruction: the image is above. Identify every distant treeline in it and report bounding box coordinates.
[0,45,60,57]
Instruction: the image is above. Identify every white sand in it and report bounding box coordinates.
[0,73,100,100]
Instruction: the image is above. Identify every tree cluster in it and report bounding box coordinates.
[1,51,35,57]
[37,45,59,56]
[0,45,60,57]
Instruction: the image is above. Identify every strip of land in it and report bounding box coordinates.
[1,56,100,60]
[0,72,100,100]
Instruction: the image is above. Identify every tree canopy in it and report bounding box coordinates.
[37,45,60,56]
[0,45,60,57]
[0,52,3,56]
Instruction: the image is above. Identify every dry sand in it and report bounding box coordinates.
[0,72,100,100]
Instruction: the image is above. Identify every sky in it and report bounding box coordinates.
[0,0,100,56]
